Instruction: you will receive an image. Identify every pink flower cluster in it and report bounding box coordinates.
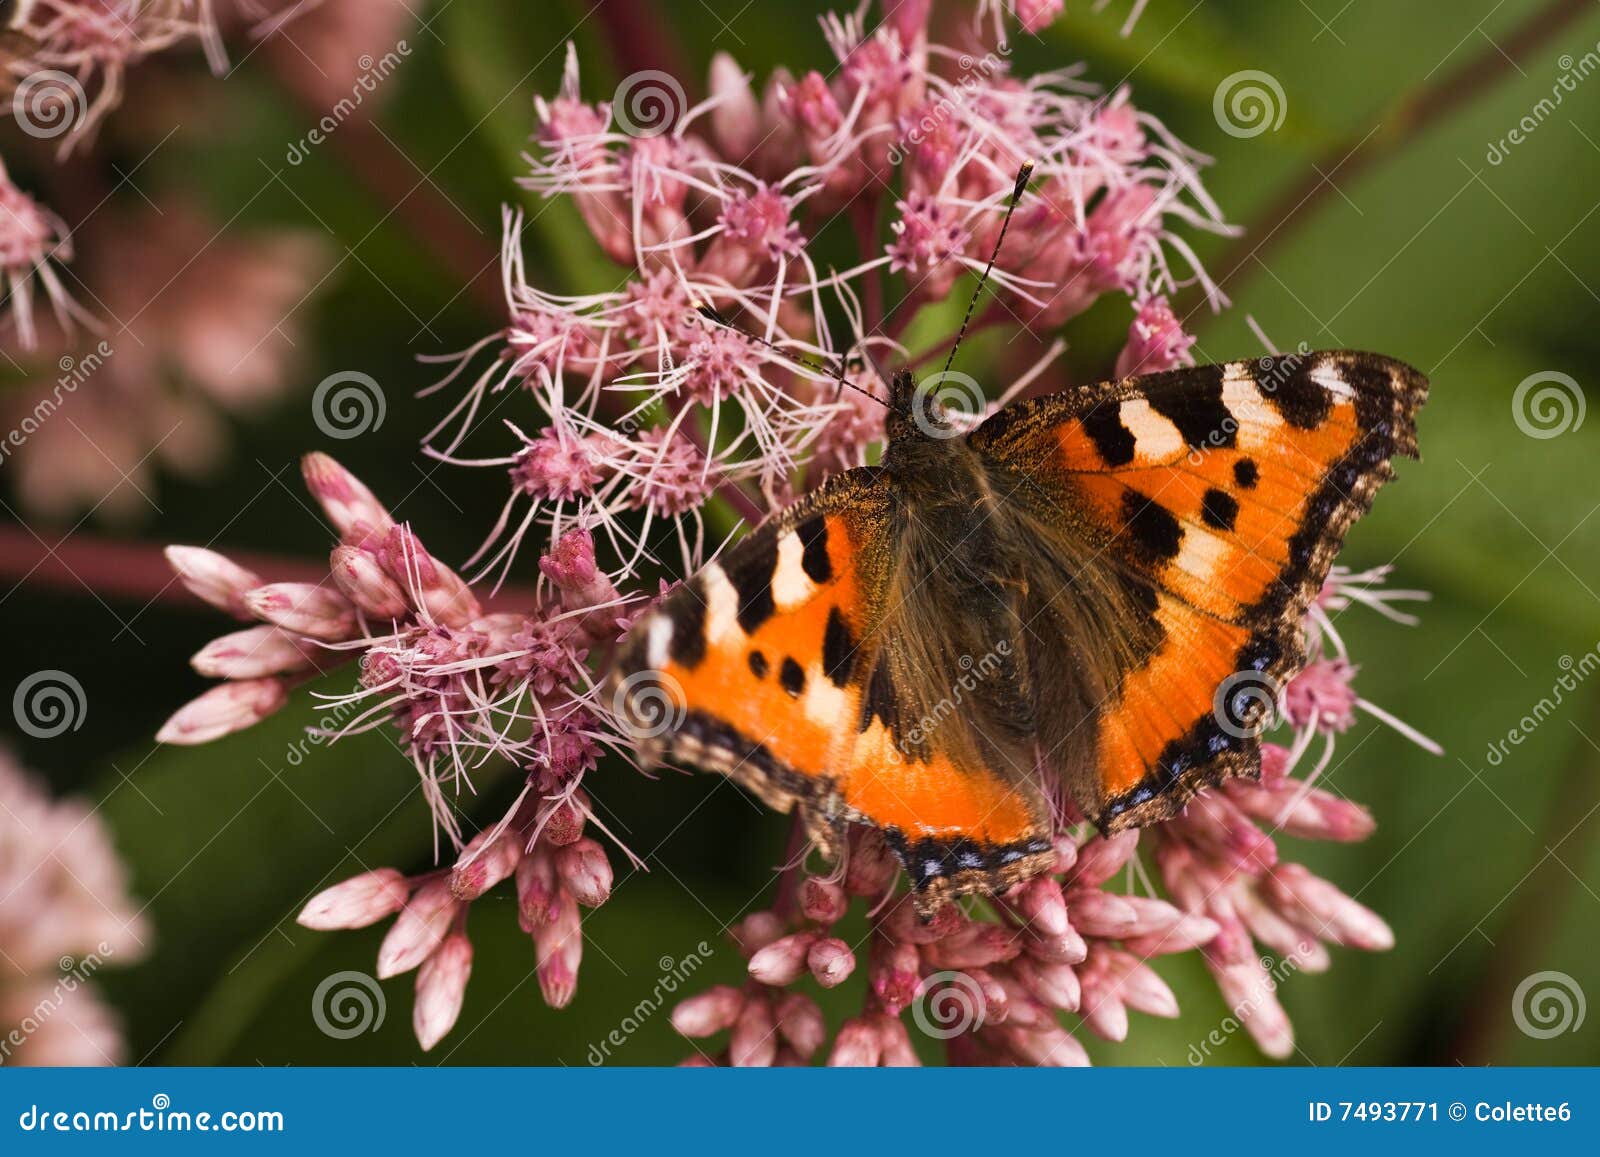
[158,1,1431,1062]
[0,751,149,1066]
[162,454,638,1044]
[428,3,1229,586]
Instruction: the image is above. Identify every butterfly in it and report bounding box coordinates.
[606,169,1426,916]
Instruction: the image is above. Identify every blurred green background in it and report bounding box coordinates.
[3,0,1599,1066]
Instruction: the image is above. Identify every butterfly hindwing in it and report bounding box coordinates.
[970,351,1426,830]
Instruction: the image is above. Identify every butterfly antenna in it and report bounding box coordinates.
[941,159,1034,379]
[691,299,890,411]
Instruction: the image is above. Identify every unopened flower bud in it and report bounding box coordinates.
[244,582,357,642]
[302,452,394,541]
[191,625,315,679]
[157,678,288,745]
[298,868,410,930]
[329,545,412,619]
[165,546,261,619]
[377,880,457,979]
[413,932,473,1051]
[555,838,613,907]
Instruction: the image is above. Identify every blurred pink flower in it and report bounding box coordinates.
[0,155,88,349]
[3,1,221,153]
[0,751,149,1066]
[2,201,330,521]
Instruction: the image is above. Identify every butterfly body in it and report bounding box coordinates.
[610,352,1426,914]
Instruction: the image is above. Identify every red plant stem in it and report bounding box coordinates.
[0,525,536,612]
[594,0,691,91]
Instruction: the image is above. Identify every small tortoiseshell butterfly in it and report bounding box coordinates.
[609,170,1426,916]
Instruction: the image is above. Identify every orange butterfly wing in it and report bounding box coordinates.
[970,351,1426,829]
[609,467,1055,906]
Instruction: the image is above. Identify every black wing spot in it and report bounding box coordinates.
[797,516,833,584]
[665,585,707,668]
[726,540,778,633]
[747,650,769,679]
[779,657,806,698]
[860,654,896,732]
[1082,402,1135,467]
[1148,365,1232,449]
[1120,489,1183,562]
[1201,487,1240,533]
[1261,359,1332,429]
[1233,458,1259,489]
[822,607,856,687]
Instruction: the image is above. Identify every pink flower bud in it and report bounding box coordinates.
[807,937,856,988]
[515,847,559,930]
[730,911,785,958]
[1065,888,1139,938]
[1115,296,1195,378]
[870,939,921,1015]
[993,1022,1089,1067]
[165,546,261,619]
[1123,911,1222,957]
[1070,829,1140,887]
[302,452,394,541]
[773,991,825,1060]
[533,889,582,1008]
[799,876,848,924]
[922,923,1019,970]
[379,525,480,628]
[1013,0,1065,33]
[827,1017,882,1067]
[157,678,288,745]
[450,832,521,901]
[555,838,613,907]
[671,985,745,1038]
[708,52,760,161]
[877,1015,920,1067]
[1013,957,1080,1012]
[191,625,315,679]
[729,996,777,1067]
[1265,864,1394,951]
[844,830,899,896]
[377,880,457,979]
[541,797,586,846]
[244,582,357,642]
[1205,950,1294,1059]
[1016,876,1070,937]
[413,932,473,1051]
[298,868,410,930]
[329,545,412,619]
[748,931,818,986]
